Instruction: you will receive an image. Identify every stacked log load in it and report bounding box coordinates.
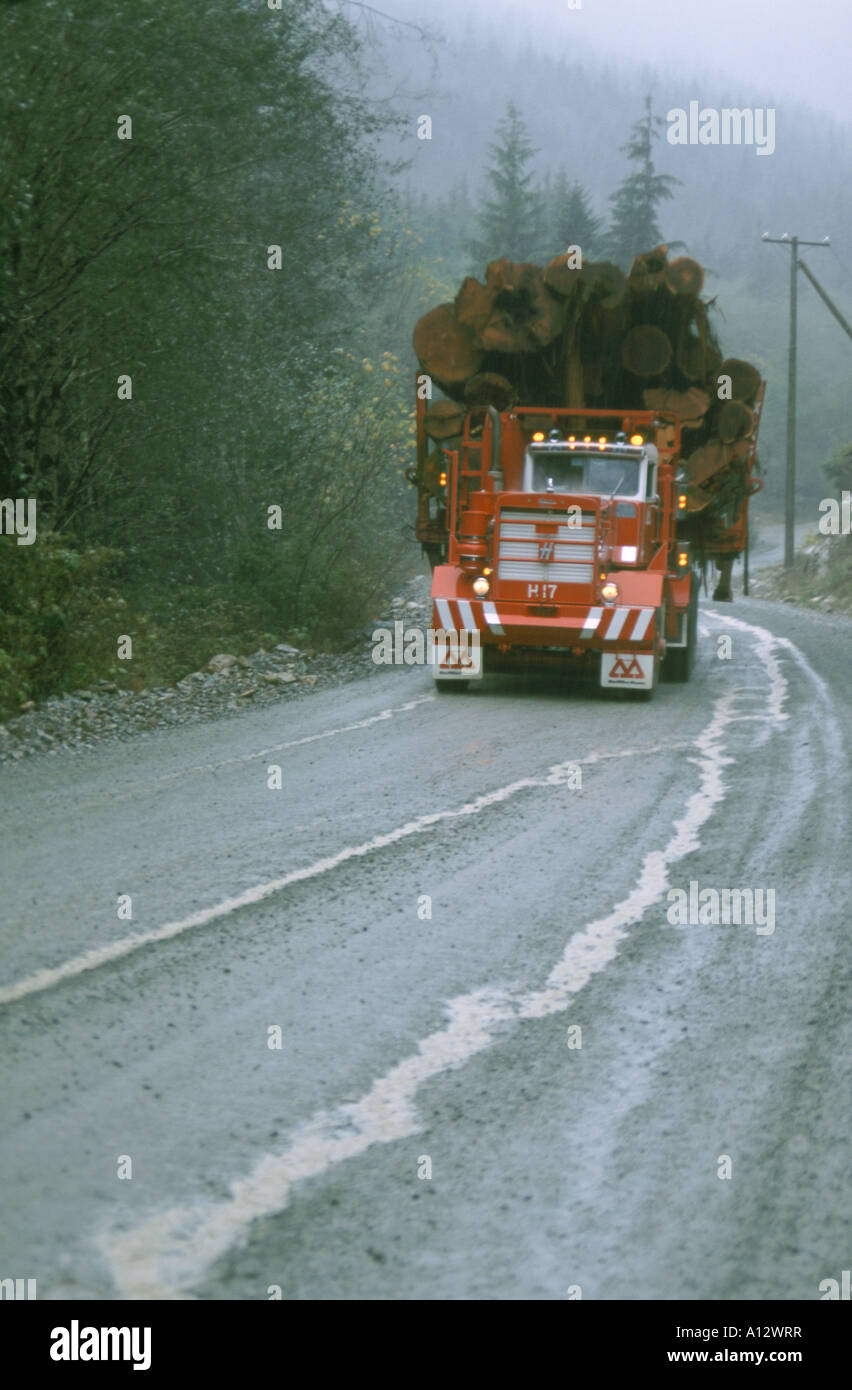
[413,245,762,551]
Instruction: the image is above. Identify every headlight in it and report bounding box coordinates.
[601,581,619,604]
[472,576,490,596]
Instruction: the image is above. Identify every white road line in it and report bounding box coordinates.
[705,610,789,725]
[99,615,797,1298]
[51,695,437,810]
[150,695,436,780]
[0,740,693,1010]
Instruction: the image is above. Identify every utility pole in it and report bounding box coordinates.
[762,232,830,568]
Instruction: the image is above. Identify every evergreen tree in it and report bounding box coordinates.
[550,172,604,261]
[605,95,680,267]
[470,103,543,265]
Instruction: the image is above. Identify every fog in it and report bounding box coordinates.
[385,0,852,125]
[356,0,852,508]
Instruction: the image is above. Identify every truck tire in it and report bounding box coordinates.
[664,577,698,682]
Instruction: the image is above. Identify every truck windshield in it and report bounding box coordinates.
[529,450,642,496]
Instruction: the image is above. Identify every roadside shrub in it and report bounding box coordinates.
[0,534,124,713]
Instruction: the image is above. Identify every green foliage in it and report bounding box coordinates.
[604,95,681,267]
[470,104,543,265]
[550,174,604,262]
[1,0,418,709]
[823,442,852,494]
[0,534,124,711]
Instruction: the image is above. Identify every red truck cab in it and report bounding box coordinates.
[419,402,697,695]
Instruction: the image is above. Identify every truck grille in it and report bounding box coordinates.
[497,508,597,585]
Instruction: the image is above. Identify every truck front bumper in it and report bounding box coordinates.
[430,597,659,687]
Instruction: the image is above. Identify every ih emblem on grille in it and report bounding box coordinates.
[538,540,555,560]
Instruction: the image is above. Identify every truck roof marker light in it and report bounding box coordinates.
[630,434,644,446]
[677,550,689,567]
[597,436,607,449]
[439,471,447,486]
[583,435,592,444]
[677,493,688,510]
[532,431,546,442]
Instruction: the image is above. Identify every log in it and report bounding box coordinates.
[455,276,494,339]
[684,439,735,488]
[655,421,678,453]
[562,316,585,407]
[583,355,604,399]
[580,261,628,307]
[717,400,754,443]
[543,252,584,298]
[628,269,665,296]
[453,260,566,354]
[621,324,672,377]
[527,282,566,348]
[629,245,669,277]
[664,257,705,297]
[413,303,483,385]
[717,358,761,403]
[463,372,515,412]
[642,386,710,426]
[676,330,706,381]
[423,399,467,440]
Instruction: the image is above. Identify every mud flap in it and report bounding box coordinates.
[431,631,483,682]
[600,651,656,690]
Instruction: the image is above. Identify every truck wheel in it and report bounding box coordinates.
[664,580,698,683]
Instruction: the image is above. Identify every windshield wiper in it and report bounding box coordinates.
[603,472,626,505]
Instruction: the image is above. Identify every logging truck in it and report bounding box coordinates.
[414,392,763,695]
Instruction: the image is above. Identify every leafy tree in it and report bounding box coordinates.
[823,442,852,496]
[470,103,543,265]
[0,0,416,690]
[550,172,604,261]
[604,95,680,267]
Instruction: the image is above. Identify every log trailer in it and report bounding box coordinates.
[414,391,763,695]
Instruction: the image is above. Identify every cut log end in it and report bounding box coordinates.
[413,303,483,385]
[621,324,672,377]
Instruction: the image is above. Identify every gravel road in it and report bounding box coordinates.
[0,594,849,1300]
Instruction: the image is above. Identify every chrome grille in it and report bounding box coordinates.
[497,507,596,585]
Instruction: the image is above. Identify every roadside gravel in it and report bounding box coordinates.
[0,577,432,764]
